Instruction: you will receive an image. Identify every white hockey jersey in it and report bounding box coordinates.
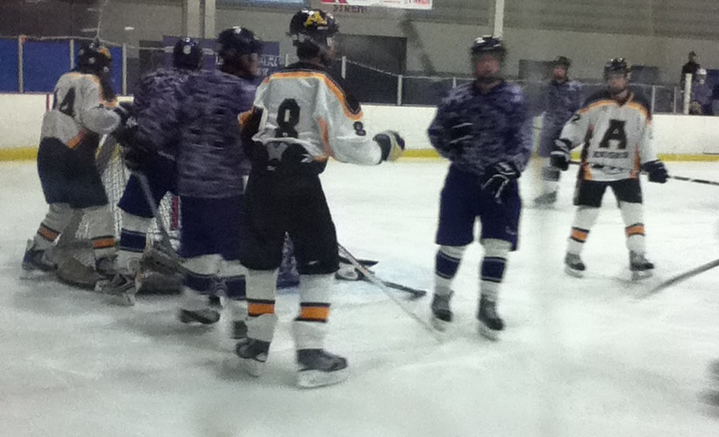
[559,89,658,182]
[241,62,383,171]
[41,72,120,149]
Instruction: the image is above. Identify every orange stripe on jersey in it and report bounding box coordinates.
[317,116,332,158]
[630,152,641,178]
[581,161,593,181]
[625,101,651,123]
[92,237,116,249]
[66,131,87,149]
[299,306,330,321]
[268,71,363,121]
[248,302,275,316]
[37,225,59,242]
[578,100,615,115]
[625,224,645,236]
[571,228,589,242]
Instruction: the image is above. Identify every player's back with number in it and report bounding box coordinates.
[43,72,118,151]
[250,62,382,173]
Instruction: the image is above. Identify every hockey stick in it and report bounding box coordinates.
[337,243,440,340]
[134,171,187,276]
[337,245,427,298]
[643,257,719,297]
[569,160,719,186]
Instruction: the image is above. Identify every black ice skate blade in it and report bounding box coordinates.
[297,367,349,388]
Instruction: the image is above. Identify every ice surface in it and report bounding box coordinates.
[2,159,719,437]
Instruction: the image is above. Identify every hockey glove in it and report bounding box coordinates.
[121,140,151,174]
[481,161,520,200]
[374,130,405,162]
[550,139,572,171]
[642,160,668,183]
[113,101,134,125]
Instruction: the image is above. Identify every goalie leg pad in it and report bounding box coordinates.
[36,203,74,246]
[81,205,117,260]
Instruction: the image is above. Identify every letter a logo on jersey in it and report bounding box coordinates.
[599,119,627,150]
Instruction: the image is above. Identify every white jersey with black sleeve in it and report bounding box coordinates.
[242,62,383,173]
[41,72,120,149]
[559,89,657,182]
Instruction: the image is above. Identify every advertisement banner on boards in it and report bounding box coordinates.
[321,0,431,10]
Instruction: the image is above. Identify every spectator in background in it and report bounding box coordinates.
[681,51,700,88]
[690,68,712,115]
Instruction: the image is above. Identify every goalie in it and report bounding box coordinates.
[23,41,124,281]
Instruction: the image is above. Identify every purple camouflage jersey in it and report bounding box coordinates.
[428,81,532,178]
[133,68,195,160]
[175,70,256,198]
[538,79,583,157]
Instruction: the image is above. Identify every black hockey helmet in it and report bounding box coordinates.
[470,36,506,60]
[554,56,571,68]
[289,9,339,50]
[604,57,630,80]
[217,27,263,62]
[173,37,203,70]
[76,40,112,76]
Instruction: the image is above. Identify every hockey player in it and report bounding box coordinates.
[168,27,262,328]
[551,58,668,279]
[103,37,203,303]
[23,41,123,278]
[533,56,583,205]
[427,36,532,341]
[236,8,405,388]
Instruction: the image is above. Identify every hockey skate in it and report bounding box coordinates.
[235,338,270,377]
[296,348,349,388]
[430,291,453,331]
[21,239,56,275]
[629,251,654,280]
[477,297,504,341]
[231,320,248,340]
[564,253,586,277]
[102,272,139,306]
[534,191,557,206]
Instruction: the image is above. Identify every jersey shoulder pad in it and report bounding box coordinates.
[629,91,652,113]
[582,89,612,107]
